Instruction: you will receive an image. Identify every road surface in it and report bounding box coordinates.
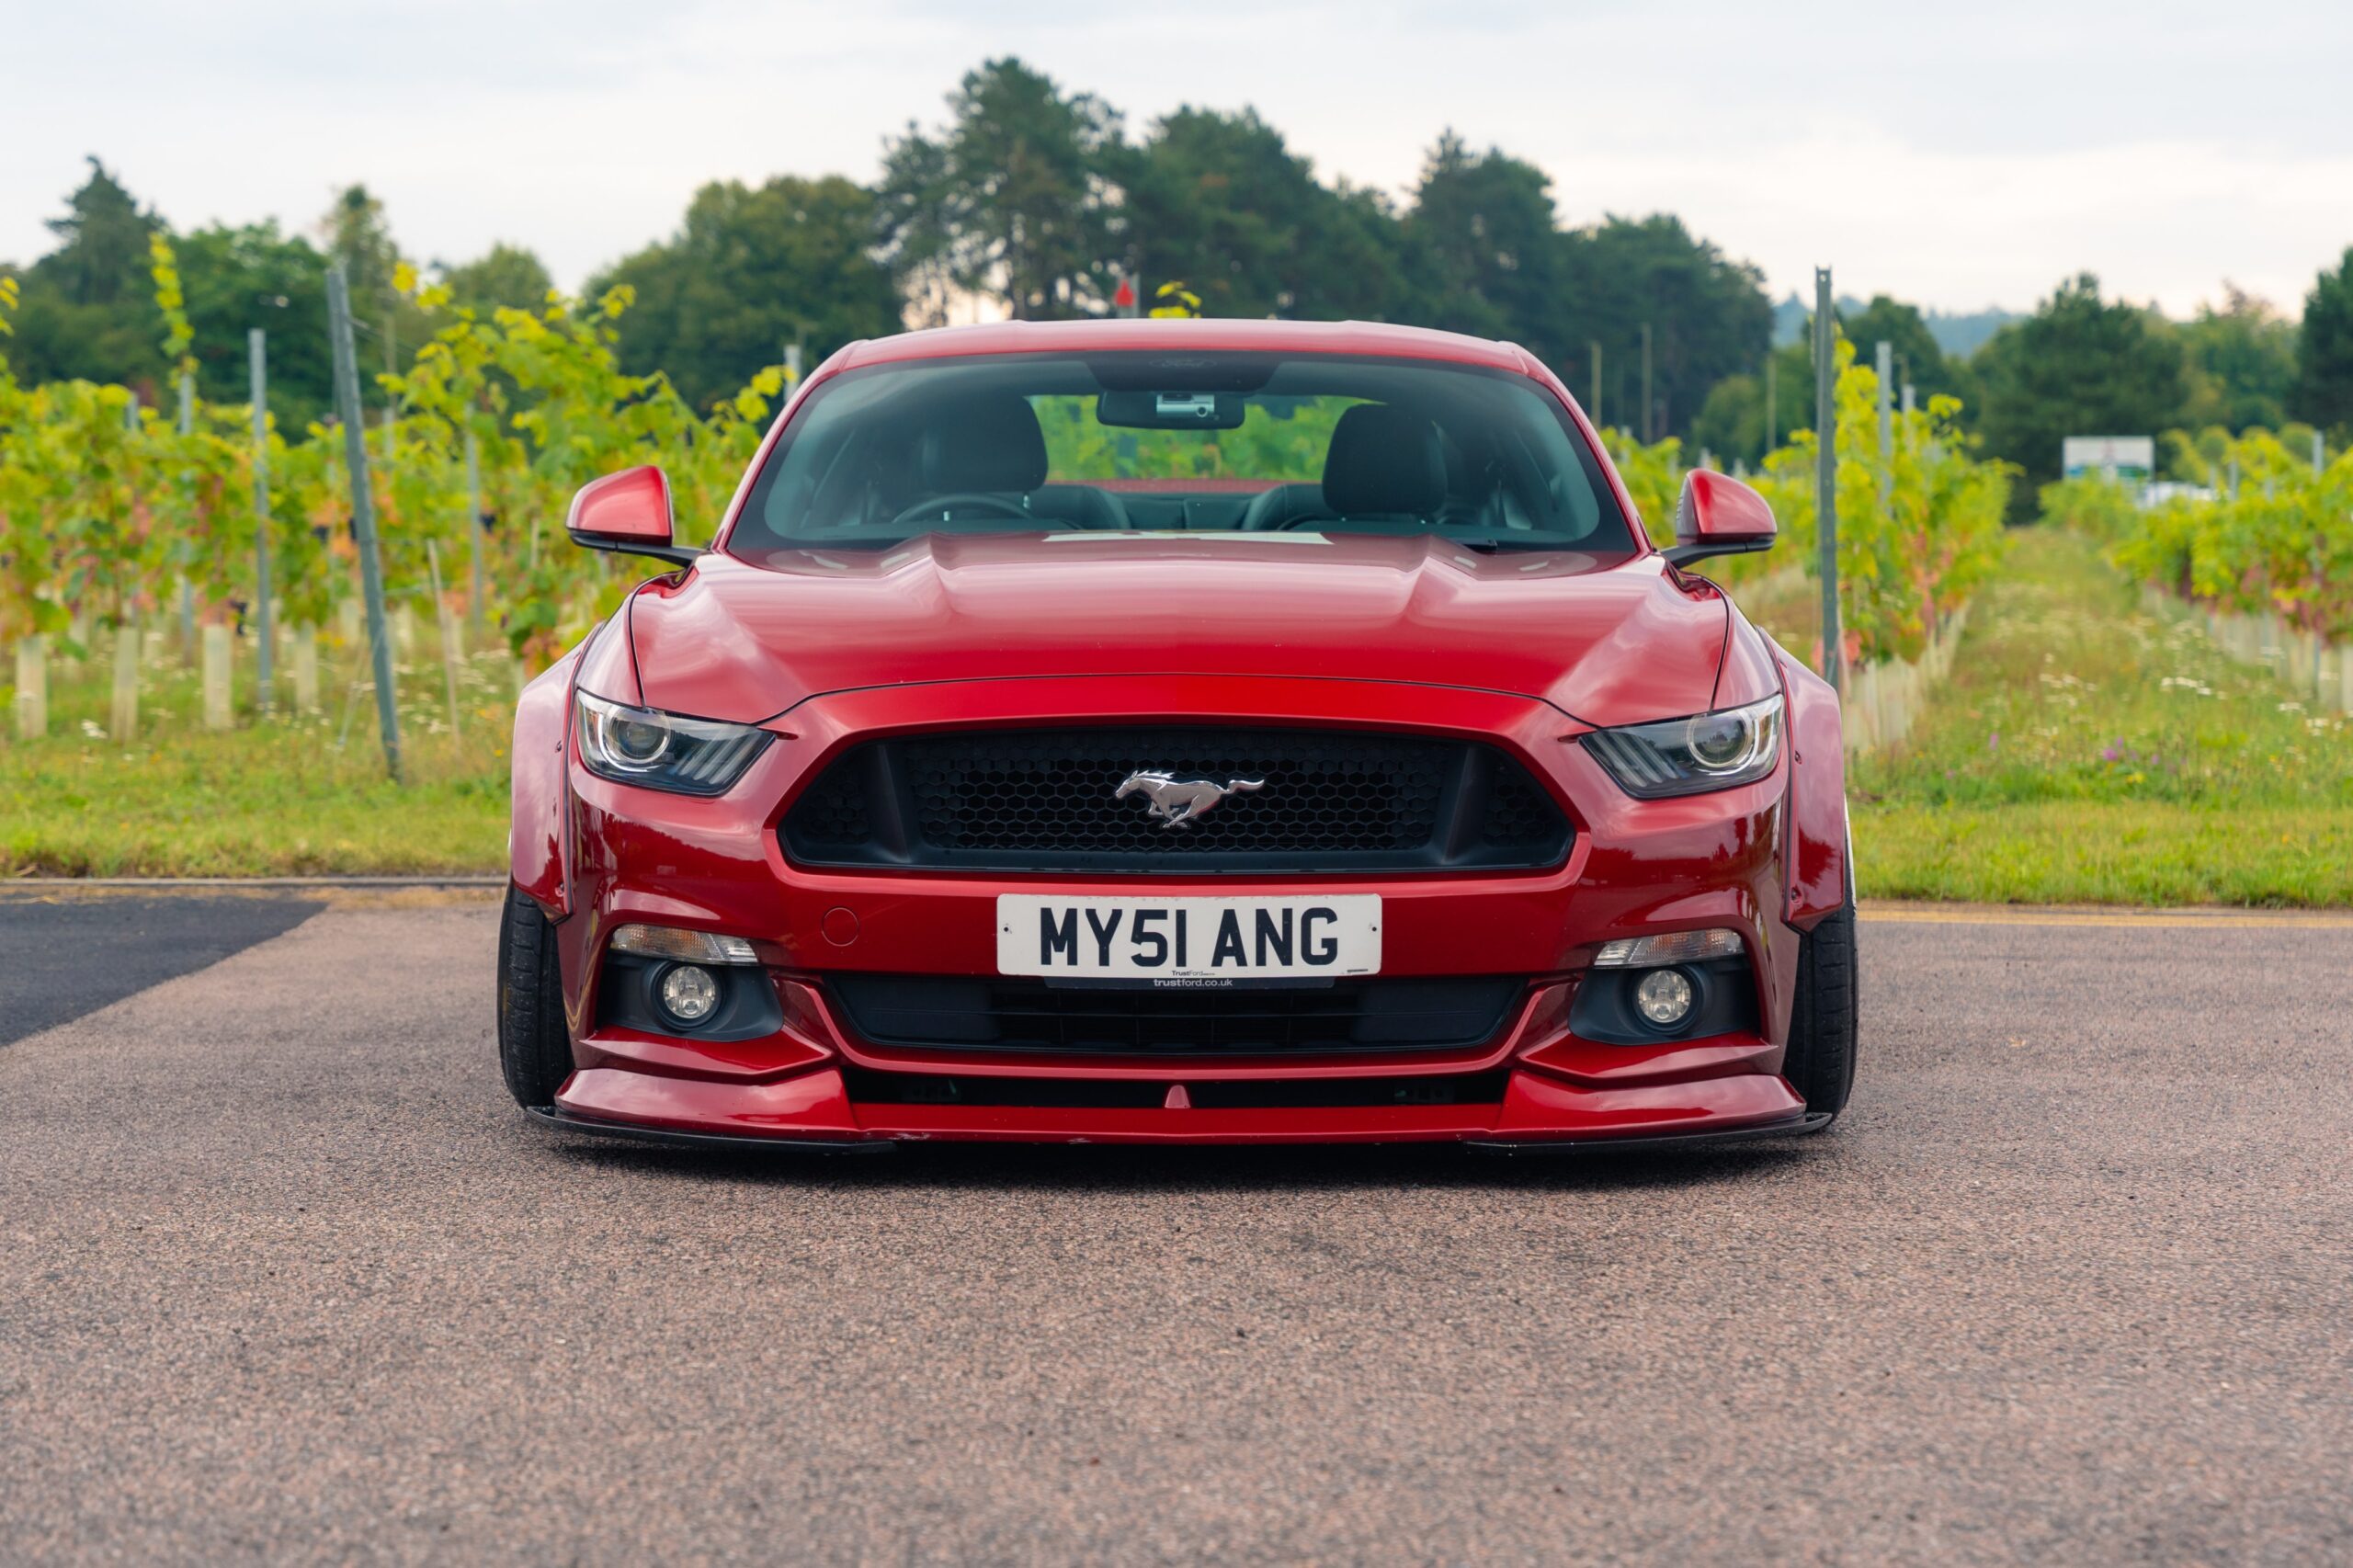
[2,889,2348,1563]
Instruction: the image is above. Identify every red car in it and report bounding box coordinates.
[497,319,1856,1153]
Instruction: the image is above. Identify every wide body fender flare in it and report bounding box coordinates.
[1777,649,1849,930]
[510,614,639,915]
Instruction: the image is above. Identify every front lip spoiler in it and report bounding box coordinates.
[524,1105,895,1155]
[1465,1109,1836,1156]
[527,1105,1835,1155]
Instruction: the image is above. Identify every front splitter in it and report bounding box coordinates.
[1464,1109,1835,1155]
[525,1105,893,1155]
[525,1100,1834,1156]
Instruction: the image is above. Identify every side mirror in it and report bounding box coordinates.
[1661,469,1777,568]
[565,465,701,568]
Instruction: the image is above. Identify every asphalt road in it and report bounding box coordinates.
[3,893,2350,1564]
[0,890,320,1045]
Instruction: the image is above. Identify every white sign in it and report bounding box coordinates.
[2063,436,2155,481]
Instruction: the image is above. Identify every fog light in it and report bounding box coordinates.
[658,963,721,1027]
[1633,968,1695,1029]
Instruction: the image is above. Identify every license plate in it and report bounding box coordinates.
[996,895,1381,982]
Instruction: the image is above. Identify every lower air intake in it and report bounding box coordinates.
[830,973,1524,1057]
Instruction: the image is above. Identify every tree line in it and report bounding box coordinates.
[5,55,2351,502]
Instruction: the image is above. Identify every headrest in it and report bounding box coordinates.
[916,394,1049,493]
[1321,403,1445,517]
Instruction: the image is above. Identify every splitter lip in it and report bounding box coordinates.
[523,1105,892,1155]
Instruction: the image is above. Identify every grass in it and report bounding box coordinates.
[0,631,509,876]
[1843,528,2353,905]
[6,530,2348,901]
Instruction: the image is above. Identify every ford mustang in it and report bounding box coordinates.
[497,319,1855,1152]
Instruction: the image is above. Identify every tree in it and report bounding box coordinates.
[1560,216,1771,441]
[1972,273,2188,499]
[1690,374,1765,466]
[6,158,166,391]
[1694,338,1833,467]
[879,58,1125,321]
[1404,134,1572,358]
[1122,108,1297,318]
[175,221,333,429]
[2291,248,2353,435]
[2177,285,2298,433]
[37,157,155,307]
[1836,294,1970,406]
[316,184,431,387]
[438,244,554,316]
[1121,108,1406,321]
[1394,145,1770,440]
[594,176,902,411]
[320,184,401,308]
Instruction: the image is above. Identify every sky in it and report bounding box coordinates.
[6,0,2350,321]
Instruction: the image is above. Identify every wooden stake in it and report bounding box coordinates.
[426,539,462,736]
[201,624,233,730]
[293,624,321,713]
[14,636,48,740]
[110,620,141,741]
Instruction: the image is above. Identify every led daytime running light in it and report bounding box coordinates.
[1592,927,1745,968]
[609,924,759,966]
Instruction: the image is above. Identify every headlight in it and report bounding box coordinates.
[574,691,772,795]
[1581,693,1783,798]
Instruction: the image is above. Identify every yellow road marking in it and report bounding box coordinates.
[1862,905,2353,930]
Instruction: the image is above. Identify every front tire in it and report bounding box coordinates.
[497,885,574,1108]
[1783,895,1859,1119]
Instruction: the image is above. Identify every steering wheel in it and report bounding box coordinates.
[887,492,1033,530]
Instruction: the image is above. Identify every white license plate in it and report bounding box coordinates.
[996,895,1381,982]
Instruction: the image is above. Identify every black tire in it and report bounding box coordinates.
[1783,891,1859,1119]
[497,885,574,1108]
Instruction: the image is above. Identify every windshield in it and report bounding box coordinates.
[726,351,1637,557]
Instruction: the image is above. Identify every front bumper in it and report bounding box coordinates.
[543,674,1814,1150]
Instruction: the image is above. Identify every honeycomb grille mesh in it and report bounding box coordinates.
[784,726,1570,872]
[915,729,1439,856]
[790,769,870,846]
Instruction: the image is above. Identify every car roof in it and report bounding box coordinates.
[834,317,1536,375]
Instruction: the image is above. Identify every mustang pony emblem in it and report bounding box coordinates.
[1112,769,1266,829]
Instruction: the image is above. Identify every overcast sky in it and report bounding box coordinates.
[7,0,2349,320]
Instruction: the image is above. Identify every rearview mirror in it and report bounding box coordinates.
[1095,390,1248,430]
[1662,470,1776,568]
[565,465,701,568]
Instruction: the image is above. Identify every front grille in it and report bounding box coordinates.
[830,973,1524,1057]
[783,726,1570,872]
[842,1066,1511,1108]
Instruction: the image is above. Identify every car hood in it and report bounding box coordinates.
[626,531,1727,727]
